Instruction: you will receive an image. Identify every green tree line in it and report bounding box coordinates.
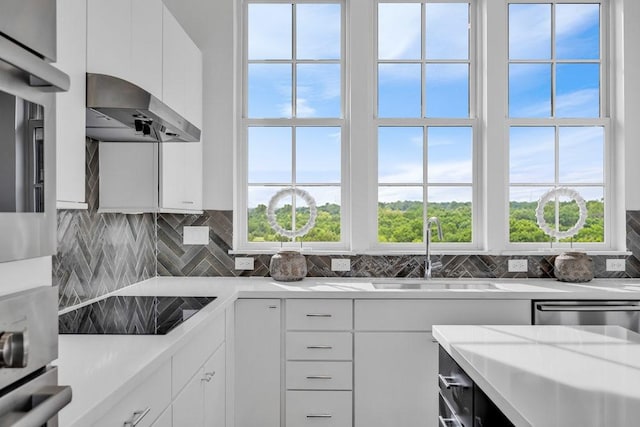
[248,200,604,243]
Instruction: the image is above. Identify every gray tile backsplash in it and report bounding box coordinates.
[53,140,640,310]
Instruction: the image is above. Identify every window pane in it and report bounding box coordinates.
[510,127,554,184]
[556,64,600,118]
[248,186,289,242]
[568,187,604,242]
[296,64,341,118]
[425,3,469,60]
[556,4,600,60]
[298,186,341,242]
[378,186,423,243]
[428,127,472,183]
[428,187,472,243]
[248,127,291,183]
[509,64,551,118]
[248,64,292,118]
[378,127,423,184]
[378,3,421,60]
[559,127,604,183]
[296,127,341,183]
[509,4,551,60]
[425,64,469,117]
[378,63,421,117]
[297,4,341,60]
[248,4,291,60]
[509,187,552,242]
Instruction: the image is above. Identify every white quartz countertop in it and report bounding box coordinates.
[433,324,640,427]
[56,276,640,426]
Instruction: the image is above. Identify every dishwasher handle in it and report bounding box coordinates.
[536,304,640,312]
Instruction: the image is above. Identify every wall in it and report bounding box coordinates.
[53,140,155,310]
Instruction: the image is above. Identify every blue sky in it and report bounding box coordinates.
[246,2,602,207]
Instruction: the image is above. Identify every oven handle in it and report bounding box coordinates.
[536,304,640,312]
[0,384,72,427]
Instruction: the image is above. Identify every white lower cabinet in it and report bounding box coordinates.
[235,299,281,427]
[173,365,205,426]
[286,390,352,427]
[151,407,173,427]
[204,344,226,426]
[94,360,171,427]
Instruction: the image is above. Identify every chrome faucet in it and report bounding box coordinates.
[425,217,443,279]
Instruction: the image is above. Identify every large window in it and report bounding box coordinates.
[507,1,607,247]
[236,0,615,254]
[242,1,345,248]
[376,1,476,247]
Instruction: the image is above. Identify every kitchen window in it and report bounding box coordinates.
[237,0,347,251]
[375,1,477,250]
[506,1,609,249]
[236,0,618,254]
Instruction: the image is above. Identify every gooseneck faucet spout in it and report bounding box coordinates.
[425,217,443,279]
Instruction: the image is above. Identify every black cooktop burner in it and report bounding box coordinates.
[59,296,216,335]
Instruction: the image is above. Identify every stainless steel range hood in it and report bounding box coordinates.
[86,73,200,142]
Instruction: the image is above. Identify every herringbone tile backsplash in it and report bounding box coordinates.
[54,141,640,310]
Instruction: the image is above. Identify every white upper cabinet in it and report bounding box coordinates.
[54,0,88,209]
[162,6,203,128]
[160,142,203,212]
[87,0,162,99]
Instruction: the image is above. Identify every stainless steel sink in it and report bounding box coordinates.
[372,281,498,290]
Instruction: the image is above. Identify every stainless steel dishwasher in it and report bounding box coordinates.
[534,301,640,332]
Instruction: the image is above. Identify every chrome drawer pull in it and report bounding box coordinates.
[536,304,640,312]
[306,313,332,317]
[201,371,216,382]
[438,374,467,389]
[306,375,333,379]
[306,414,332,418]
[439,416,462,427]
[306,345,333,349]
[124,407,151,426]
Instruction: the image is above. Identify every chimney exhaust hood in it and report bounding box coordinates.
[85,73,201,143]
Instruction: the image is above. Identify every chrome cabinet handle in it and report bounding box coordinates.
[124,407,151,426]
[438,374,467,389]
[439,416,462,427]
[536,304,640,312]
[306,375,332,379]
[181,201,195,204]
[268,305,278,309]
[306,313,332,317]
[306,345,333,349]
[201,371,216,382]
[306,414,332,418]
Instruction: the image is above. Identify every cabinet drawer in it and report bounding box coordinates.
[355,299,531,331]
[95,360,171,427]
[172,311,225,398]
[287,332,352,360]
[286,361,352,390]
[438,347,473,427]
[286,391,352,427]
[287,299,352,330]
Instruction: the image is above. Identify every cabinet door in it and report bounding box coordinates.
[354,332,438,427]
[131,0,163,98]
[86,0,131,79]
[173,366,205,427]
[204,343,226,427]
[159,142,202,212]
[235,299,281,427]
[55,0,87,207]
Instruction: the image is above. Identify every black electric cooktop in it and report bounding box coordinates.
[59,296,217,335]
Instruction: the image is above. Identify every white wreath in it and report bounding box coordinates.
[267,188,318,239]
[535,187,587,240]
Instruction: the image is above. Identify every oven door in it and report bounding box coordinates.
[0,367,71,427]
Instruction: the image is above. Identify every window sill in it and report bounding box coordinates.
[229,248,632,257]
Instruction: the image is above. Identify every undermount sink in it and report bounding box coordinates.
[372,280,499,290]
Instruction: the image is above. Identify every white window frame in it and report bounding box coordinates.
[502,0,614,252]
[235,0,350,253]
[370,0,481,253]
[234,0,624,255]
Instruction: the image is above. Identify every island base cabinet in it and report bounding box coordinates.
[151,407,172,427]
[286,391,352,427]
[354,332,438,427]
[172,366,205,426]
[235,299,281,427]
[204,343,226,426]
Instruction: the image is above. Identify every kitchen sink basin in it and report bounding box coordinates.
[372,281,498,290]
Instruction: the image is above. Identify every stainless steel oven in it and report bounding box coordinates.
[0,0,69,263]
[0,287,71,426]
